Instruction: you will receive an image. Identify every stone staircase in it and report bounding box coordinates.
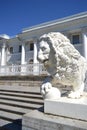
[0,76,47,87]
[0,86,43,130]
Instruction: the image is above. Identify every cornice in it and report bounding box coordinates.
[22,12,87,33]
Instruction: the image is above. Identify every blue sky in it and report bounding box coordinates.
[0,0,87,37]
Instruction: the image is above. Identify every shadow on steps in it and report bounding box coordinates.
[0,119,22,130]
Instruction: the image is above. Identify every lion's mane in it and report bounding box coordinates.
[39,32,87,86]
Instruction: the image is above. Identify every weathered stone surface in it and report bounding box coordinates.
[38,32,87,99]
[22,109,87,130]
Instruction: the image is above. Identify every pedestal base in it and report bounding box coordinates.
[44,93,87,121]
[22,108,87,130]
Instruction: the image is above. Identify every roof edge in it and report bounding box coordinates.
[22,11,87,33]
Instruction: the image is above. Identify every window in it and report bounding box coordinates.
[19,45,22,52]
[30,43,34,51]
[72,34,80,44]
[9,47,13,54]
[29,59,33,63]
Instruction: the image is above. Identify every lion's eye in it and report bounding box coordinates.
[41,47,46,51]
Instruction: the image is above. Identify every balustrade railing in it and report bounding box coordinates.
[0,64,47,76]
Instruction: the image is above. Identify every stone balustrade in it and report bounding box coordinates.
[0,64,47,76]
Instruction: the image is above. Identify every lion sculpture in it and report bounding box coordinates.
[37,32,87,99]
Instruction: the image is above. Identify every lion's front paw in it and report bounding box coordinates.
[40,82,61,99]
[68,91,83,99]
[40,82,52,97]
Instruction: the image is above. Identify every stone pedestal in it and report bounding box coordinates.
[22,93,87,130]
[22,107,87,130]
[44,93,87,121]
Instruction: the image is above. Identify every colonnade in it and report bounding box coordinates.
[0,37,39,66]
[0,32,87,68]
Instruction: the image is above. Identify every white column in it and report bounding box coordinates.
[33,38,39,75]
[21,43,26,75]
[33,41,38,64]
[1,43,6,66]
[82,33,87,59]
[21,43,26,65]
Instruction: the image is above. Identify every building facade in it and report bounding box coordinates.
[0,11,87,76]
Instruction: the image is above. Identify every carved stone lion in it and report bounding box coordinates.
[38,32,87,99]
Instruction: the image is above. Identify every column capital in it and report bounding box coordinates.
[17,36,25,43]
[0,38,8,48]
[2,42,6,48]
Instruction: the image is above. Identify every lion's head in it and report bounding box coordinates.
[38,32,81,75]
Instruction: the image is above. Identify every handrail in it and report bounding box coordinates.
[0,64,47,76]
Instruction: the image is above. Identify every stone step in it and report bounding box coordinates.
[0,91,42,99]
[0,86,43,130]
[0,88,40,95]
[0,76,46,87]
[0,95,43,105]
[0,104,32,115]
[0,111,22,122]
[0,85,40,92]
[0,99,43,109]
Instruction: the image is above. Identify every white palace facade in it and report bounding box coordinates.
[0,11,87,76]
